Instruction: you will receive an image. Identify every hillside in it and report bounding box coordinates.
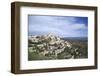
[28,33,88,60]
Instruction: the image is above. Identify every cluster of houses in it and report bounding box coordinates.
[28,33,72,57]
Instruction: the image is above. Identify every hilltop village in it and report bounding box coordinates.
[28,33,86,60]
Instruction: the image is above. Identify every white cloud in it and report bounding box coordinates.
[28,16,88,37]
[71,24,87,30]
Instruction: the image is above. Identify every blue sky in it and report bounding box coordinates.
[28,15,88,37]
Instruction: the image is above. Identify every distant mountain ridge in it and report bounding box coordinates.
[62,37,88,42]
